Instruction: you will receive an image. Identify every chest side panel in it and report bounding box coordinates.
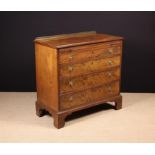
[35,43,59,111]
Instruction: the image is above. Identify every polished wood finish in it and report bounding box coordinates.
[58,41,121,64]
[35,31,123,48]
[60,55,121,78]
[35,44,59,111]
[60,81,119,110]
[60,67,120,94]
[35,31,123,129]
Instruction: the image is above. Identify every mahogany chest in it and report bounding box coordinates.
[34,31,123,129]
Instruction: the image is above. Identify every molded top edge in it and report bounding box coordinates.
[34,31,123,49]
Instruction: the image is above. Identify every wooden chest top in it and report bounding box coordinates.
[34,31,123,49]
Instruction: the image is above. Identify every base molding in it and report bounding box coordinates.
[36,95,122,129]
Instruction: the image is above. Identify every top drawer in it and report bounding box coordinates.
[58,41,122,64]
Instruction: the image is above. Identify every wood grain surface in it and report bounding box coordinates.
[60,67,120,94]
[60,81,120,110]
[35,43,59,111]
[35,31,123,48]
[60,55,121,78]
[59,41,121,64]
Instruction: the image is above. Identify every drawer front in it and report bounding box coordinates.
[60,67,120,94]
[60,55,121,78]
[60,81,120,110]
[59,41,121,64]
[59,48,92,64]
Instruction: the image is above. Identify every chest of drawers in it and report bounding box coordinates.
[35,31,123,129]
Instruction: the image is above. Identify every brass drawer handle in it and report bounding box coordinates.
[108,60,113,65]
[69,55,73,59]
[108,49,113,54]
[69,96,73,101]
[107,86,112,91]
[69,81,73,87]
[107,72,112,77]
[68,53,74,60]
[68,66,73,71]
[101,49,113,57]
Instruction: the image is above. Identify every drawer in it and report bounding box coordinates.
[60,67,120,94]
[60,55,121,78]
[60,81,120,110]
[58,41,121,64]
[59,48,92,64]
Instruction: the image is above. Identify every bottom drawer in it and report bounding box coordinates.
[60,81,120,110]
